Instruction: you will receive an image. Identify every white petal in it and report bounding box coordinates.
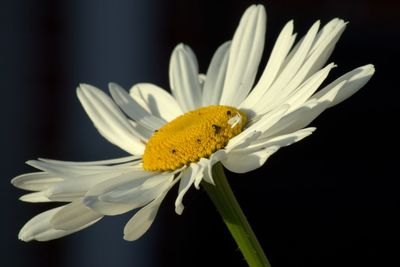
[202,42,231,106]
[229,131,262,151]
[51,201,103,230]
[263,64,374,138]
[235,127,316,154]
[129,119,154,140]
[46,167,133,202]
[19,191,51,203]
[194,158,209,189]
[77,84,145,155]
[279,20,320,75]
[307,19,347,74]
[130,83,183,122]
[309,19,340,54]
[262,82,345,138]
[227,104,289,151]
[249,20,321,115]
[11,172,62,191]
[27,159,134,178]
[204,150,227,184]
[83,171,171,216]
[311,64,375,107]
[169,44,202,112]
[18,206,100,242]
[175,164,202,215]
[109,82,166,130]
[84,168,154,197]
[38,156,138,166]
[220,5,266,106]
[288,19,345,85]
[284,62,336,111]
[99,174,173,204]
[45,183,85,202]
[123,178,179,241]
[222,147,280,173]
[18,159,138,202]
[198,74,206,88]
[240,20,296,110]
[224,129,316,174]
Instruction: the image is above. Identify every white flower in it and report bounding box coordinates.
[12,4,374,242]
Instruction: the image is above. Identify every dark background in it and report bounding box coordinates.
[1,0,398,266]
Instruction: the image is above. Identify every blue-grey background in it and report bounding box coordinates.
[1,0,398,266]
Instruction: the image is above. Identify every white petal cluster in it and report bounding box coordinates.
[12,4,374,242]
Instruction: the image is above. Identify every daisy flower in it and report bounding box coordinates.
[12,4,374,254]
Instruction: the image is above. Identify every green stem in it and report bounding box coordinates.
[202,162,271,267]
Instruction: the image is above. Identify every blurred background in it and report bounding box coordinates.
[1,0,399,266]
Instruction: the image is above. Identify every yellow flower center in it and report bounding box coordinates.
[142,105,247,171]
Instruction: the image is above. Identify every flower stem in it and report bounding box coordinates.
[202,162,271,267]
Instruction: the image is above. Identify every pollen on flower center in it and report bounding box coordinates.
[142,105,247,171]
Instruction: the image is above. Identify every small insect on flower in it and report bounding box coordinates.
[12,4,374,243]
[212,124,222,134]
